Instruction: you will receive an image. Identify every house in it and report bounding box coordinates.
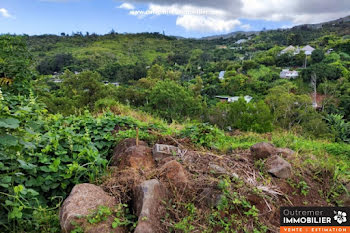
[102,81,120,87]
[235,39,248,44]
[216,45,227,49]
[280,45,301,55]
[280,45,315,56]
[52,79,62,83]
[327,48,334,54]
[229,46,243,50]
[218,71,226,80]
[280,69,299,79]
[301,45,315,55]
[110,82,120,87]
[215,95,253,103]
[280,45,296,54]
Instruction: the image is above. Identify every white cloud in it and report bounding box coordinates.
[176,15,241,32]
[126,0,350,31]
[128,4,239,32]
[147,4,226,17]
[0,8,13,18]
[118,3,135,10]
[240,0,350,24]
[240,24,251,30]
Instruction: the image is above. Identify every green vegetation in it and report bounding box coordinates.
[18,23,350,142]
[1,19,350,232]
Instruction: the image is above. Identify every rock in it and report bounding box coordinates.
[265,155,292,179]
[158,156,175,165]
[208,163,239,179]
[113,138,148,158]
[250,142,276,160]
[133,179,166,233]
[159,160,188,186]
[152,144,182,161]
[199,188,223,208]
[60,183,124,233]
[209,163,227,175]
[276,148,296,160]
[121,145,155,170]
[111,139,155,170]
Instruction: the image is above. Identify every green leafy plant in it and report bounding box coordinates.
[208,178,267,233]
[297,181,310,197]
[0,91,164,232]
[87,205,112,224]
[112,204,137,230]
[173,203,197,233]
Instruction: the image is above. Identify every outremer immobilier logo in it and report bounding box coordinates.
[280,207,350,232]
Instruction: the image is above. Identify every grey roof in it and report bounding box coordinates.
[302,45,315,52]
[281,45,296,53]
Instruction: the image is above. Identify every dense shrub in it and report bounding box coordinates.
[40,70,119,115]
[325,114,350,143]
[0,36,33,94]
[0,92,168,232]
[148,80,204,121]
[180,123,226,149]
[37,53,78,75]
[209,99,273,133]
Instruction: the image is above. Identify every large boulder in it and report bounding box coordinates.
[250,142,276,160]
[265,155,292,179]
[159,160,188,187]
[111,139,155,170]
[276,148,296,160]
[60,183,125,233]
[133,179,166,233]
[113,138,148,158]
[152,144,182,161]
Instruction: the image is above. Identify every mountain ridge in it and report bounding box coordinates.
[200,15,350,40]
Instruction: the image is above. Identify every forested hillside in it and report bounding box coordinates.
[25,20,350,138]
[1,17,350,232]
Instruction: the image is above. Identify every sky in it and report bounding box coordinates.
[0,0,349,38]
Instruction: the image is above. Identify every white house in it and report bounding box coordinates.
[103,81,120,87]
[280,45,296,54]
[280,69,299,79]
[327,48,334,54]
[215,95,253,103]
[230,96,253,103]
[280,45,315,55]
[218,71,226,80]
[110,82,120,87]
[301,45,315,55]
[235,39,248,44]
[52,79,62,83]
